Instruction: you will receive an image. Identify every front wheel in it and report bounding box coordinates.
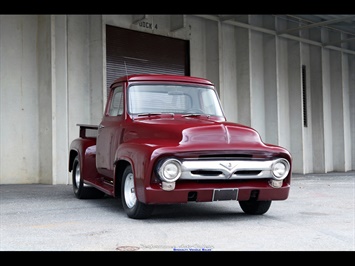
[121,165,154,219]
[72,155,105,199]
[239,200,272,215]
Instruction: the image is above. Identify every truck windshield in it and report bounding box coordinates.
[128,84,224,117]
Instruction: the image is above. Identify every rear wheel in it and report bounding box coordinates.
[121,165,154,219]
[239,200,272,215]
[72,155,105,199]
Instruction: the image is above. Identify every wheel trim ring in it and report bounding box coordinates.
[74,163,81,188]
[124,173,137,208]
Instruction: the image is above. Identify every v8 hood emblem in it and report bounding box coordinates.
[219,162,237,171]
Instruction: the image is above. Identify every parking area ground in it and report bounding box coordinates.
[0,171,354,252]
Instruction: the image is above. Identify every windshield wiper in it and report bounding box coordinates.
[137,113,162,117]
[182,113,202,117]
[182,113,211,118]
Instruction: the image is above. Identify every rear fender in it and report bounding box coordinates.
[69,138,100,183]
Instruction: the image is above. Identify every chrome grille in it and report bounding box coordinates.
[179,159,280,180]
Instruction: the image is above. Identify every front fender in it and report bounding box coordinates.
[115,142,158,203]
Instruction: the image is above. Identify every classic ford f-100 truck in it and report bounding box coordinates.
[69,74,292,219]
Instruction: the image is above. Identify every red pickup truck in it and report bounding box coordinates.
[68,74,292,219]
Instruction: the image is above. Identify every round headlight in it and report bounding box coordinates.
[272,159,290,180]
[158,159,182,182]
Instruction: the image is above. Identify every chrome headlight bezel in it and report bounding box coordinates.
[158,158,182,182]
[271,158,290,180]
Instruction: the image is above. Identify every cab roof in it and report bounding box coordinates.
[110,74,214,88]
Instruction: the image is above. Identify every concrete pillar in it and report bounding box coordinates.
[50,15,69,184]
[330,49,345,171]
[89,15,105,124]
[37,15,53,184]
[67,15,91,163]
[300,34,313,174]
[219,22,238,122]
[341,52,352,171]
[263,32,278,145]
[310,44,326,173]
[205,20,219,96]
[350,55,355,170]
[288,40,304,173]
[276,19,291,153]
[0,15,41,184]
[235,25,251,127]
[322,48,334,172]
[188,16,206,78]
[249,16,265,139]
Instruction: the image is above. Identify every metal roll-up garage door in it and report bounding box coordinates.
[106,25,190,91]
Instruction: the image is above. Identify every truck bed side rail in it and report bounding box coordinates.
[77,124,99,138]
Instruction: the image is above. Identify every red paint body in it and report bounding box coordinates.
[69,74,292,206]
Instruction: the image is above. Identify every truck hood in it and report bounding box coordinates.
[125,116,264,147]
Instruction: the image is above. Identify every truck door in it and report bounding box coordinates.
[96,85,124,178]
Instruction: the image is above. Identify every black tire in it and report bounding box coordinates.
[121,165,154,219]
[72,155,105,199]
[239,200,272,215]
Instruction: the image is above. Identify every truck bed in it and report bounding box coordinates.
[77,124,99,138]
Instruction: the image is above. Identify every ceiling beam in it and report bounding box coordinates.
[323,37,355,47]
[277,15,355,35]
[194,14,355,55]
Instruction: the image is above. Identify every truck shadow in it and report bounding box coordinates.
[92,196,262,221]
[151,203,249,221]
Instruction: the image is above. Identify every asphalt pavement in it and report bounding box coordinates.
[0,171,354,252]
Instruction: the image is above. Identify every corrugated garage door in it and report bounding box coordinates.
[106,25,190,92]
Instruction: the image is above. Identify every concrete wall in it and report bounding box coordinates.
[1,15,40,183]
[0,14,354,184]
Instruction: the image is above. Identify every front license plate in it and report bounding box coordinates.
[212,188,238,201]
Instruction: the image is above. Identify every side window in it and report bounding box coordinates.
[108,86,123,116]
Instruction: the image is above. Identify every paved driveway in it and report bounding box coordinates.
[0,172,354,251]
